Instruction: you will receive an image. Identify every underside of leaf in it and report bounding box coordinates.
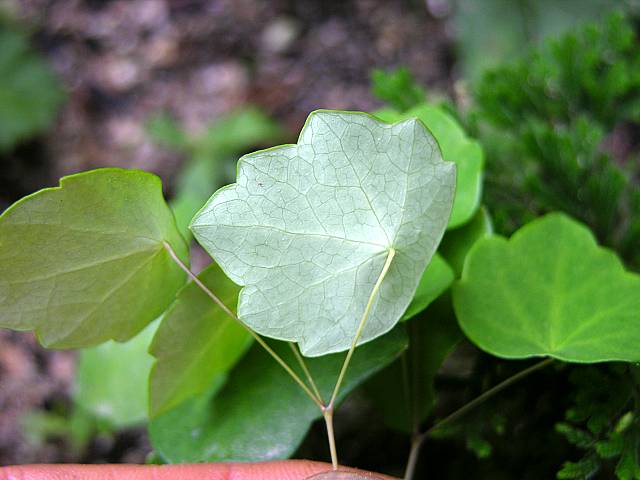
[191,110,455,356]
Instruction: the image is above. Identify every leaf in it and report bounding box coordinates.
[0,168,188,348]
[149,327,408,463]
[439,206,493,276]
[149,262,252,417]
[75,320,157,428]
[366,294,462,432]
[401,253,454,321]
[191,110,455,356]
[0,18,65,151]
[453,213,640,362]
[375,104,484,229]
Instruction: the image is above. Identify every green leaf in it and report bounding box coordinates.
[191,110,455,356]
[440,206,493,276]
[0,168,188,348]
[149,327,408,463]
[0,18,65,151]
[401,253,454,321]
[149,262,252,417]
[75,320,157,428]
[453,213,640,362]
[367,295,462,432]
[375,104,484,229]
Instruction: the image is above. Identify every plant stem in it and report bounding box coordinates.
[403,357,554,480]
[424,357,554,437]
[323,408,339,470]
[289,342,324,404]
[163,241,323,409]
[404,433,426,480]
[328,248,396,409]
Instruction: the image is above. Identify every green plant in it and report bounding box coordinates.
[0,13,64,151]
[1,98,639,480]
[368,11,640,478]
[472,11,640,269]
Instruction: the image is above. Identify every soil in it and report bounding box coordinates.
[0,0,455,467]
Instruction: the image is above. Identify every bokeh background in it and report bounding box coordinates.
[1,0,638,477]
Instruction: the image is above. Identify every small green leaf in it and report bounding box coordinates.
[0,168,188,348]
[375,104,484,229]
[453,213,640,362]
[401,253,454,321]
[149,263,252,417]
[149,327,408,463]
[75,320,157,428]
[440,206,493,276]
[191,110,455,356]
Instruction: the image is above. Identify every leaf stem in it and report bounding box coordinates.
[329,247,396,409]
[403,357,554,480]
[323,408,339,471]
[289,342,324,404]
[163,241,323,409]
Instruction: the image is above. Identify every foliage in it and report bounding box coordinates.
[190,110,455,356]
[472,11,640,269]
[454,213,640,362]
[149,327,407,463]
[375,103,484,229]
[149,263,251,417]
[0,168,187,348]
[556,365,640,479]
[0,15,65,151]
[75,320,157,428]
[401,254,454,322]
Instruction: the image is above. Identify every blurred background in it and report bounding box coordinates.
[1,0,639,477]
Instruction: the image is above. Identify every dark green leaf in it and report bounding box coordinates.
[366,295,462,432]
[149,263,252,417]
[149,327,408,463]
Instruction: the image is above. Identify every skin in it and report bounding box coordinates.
[0,461,394,480]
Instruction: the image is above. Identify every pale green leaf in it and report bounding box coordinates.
[0,168,188,348]
[75,320,157,428]
[149,262,252,417]
[453,213,640,362]
[401,253,454,321]
[149,326,407,463]
[375,104,484,229]
[191,110,455,356]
